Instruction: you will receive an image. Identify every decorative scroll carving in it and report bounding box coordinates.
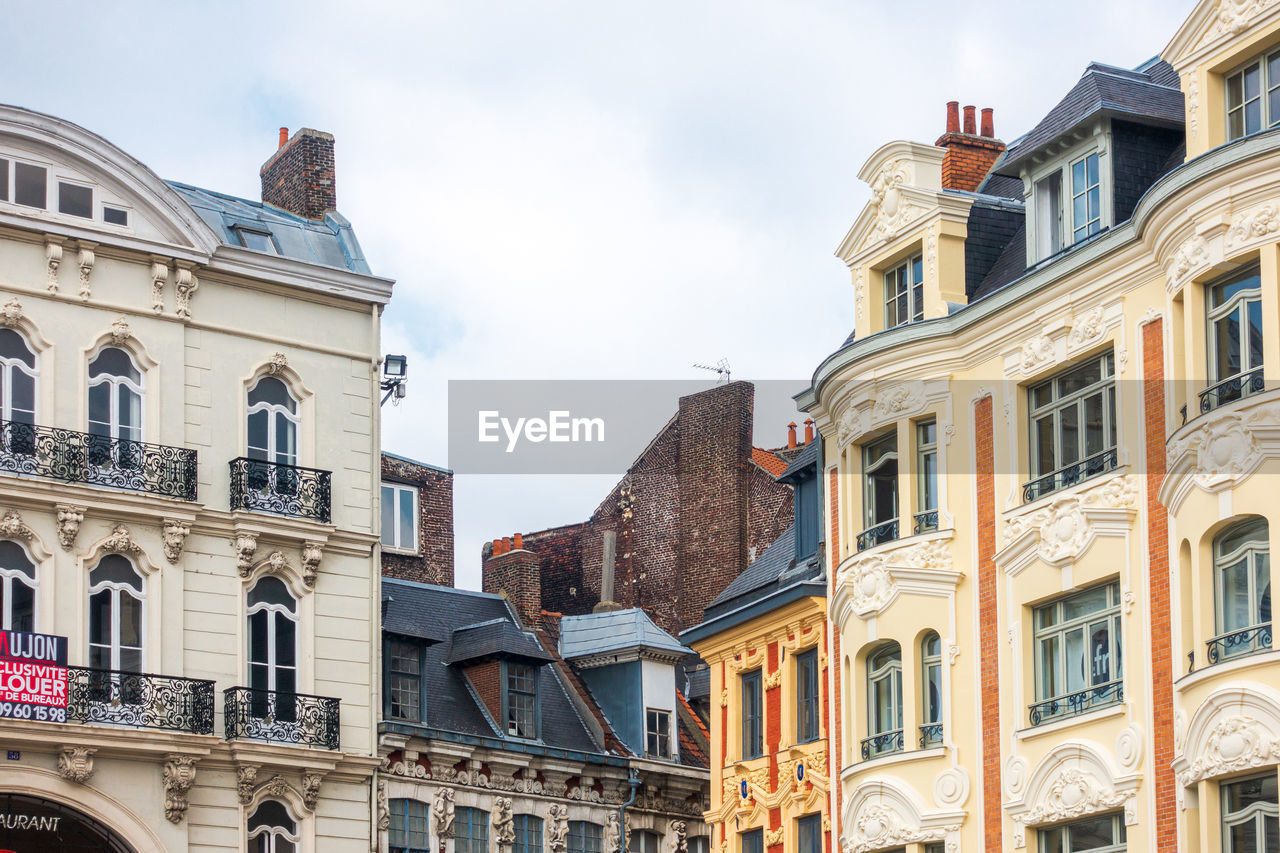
[547,803,570,852]
[235,532,259,577]
[720,689,729,707]
[109,316,131,346]
[1002,475,1137,559]
[56,505,85,551]
[432,787,456,839]
[763,669,781,690]
[840,538,953,617]
[1178,715,1280,786]
[0,297,22,327]
[78,244,96,301]
[854,269,865,322]
[846,801,948,853]
[236,764,260,805]
[162,519,189,563]
[1020,334,1054,373]
[868,159,923,240]
[57,747,95,783]
[1013,768,1132,844]
[873,382,926,421]
[1116,725,1144,771]
[45,238,63,292]
[764,828,783,847]
[1165,234,1209,286]
[302,770,324,811]
[1227,203,1280,247]
[302,542,323,589]
[1005,756,1029,798]
[268,352,289,374]
[933,767,969,807]
[174,267,199,319]
[1206,0,1279,42]
[101,524,143,555]
[151,261,169,314]
[0,509,34,541]
[1186,73,1200,134]
[163,754,198,823]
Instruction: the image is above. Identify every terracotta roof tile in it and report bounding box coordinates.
[751,446,790,478]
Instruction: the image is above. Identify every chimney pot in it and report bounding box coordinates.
[502,536,512,554]
[981,108,994,138]
[513,533,523,550]
[787,422,798,449]
[804,418,815,445]
[963,105,977,135]
[945,101,960,134]
[278,127,289,149]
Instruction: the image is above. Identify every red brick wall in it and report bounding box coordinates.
[827,469,841,849]
[380,453,455,586]
[936,133,1005,192]
[748,464,794,564]
[259,128,336,219]
[464,659,503,725]
[975,396,1002,850]
[1144,319,1176,848]
[765,642,782,853]
[482,548,542,626]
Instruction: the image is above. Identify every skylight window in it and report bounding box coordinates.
[234,226,277,254]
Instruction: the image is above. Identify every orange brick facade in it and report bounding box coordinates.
[975,395,1001,851]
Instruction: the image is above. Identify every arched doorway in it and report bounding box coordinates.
[0,793,137,853]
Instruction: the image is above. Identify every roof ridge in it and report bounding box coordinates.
[383,577,506,600]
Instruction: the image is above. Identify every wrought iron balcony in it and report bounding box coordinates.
[1022,448,1118,503]
[66,667,215,734]
[224,687,340,750]
[1200,367,1265,415]
[0,420,197,500]
[1029,679,1123,726]
[856,519,898,552]
[1206,623,1272,665]
[860,729,903,760]
[229,457,331,523]
[918,723,943,748]
[913,510,939,535]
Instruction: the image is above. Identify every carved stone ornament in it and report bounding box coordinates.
[1207,0,1280,43]
[873,382,926,422]
[1165,234,1209,286]
[1020,334,1055,373]
[1193,413,1264,490]
[840,538,953,617]
[1012,768,1133,847]
[0,509,35,541]
[377,779,391,832]
[1005,755,1029,798]
[235,532,259,576]
[1002,475,1137,559]
[268,352,289,375]
[763,668,781,690]
[1227,202,1280,247]
[547,803,570,852]
[1175,710,1188,753]
[0,297,22,327]
[268,550,288,574]
[670,820,688,853]
[1035,501,1091,564]
[494,797,516,845]
[259,775,298,803]
[846,801,947,853]
[1178,715,1280,787]
[926,231,937,285]
[302,770,324,811]
[174,267,199,320]
[1068,306,1107,348]
[163,754,198,824]
[720,688,729,707]
[56,505,85,551]
[854,268,865,322]
[848,558,895,615]
[151,261,169,314]
[45,238,63,292]
[604,812,622,853]
[836,405,867,448]
[78,244,95,301]
[101,523,142,555]
[302,542,323,589]
[109,316,131,346]
[432,786,456,839]
[236,764,260,805]
[764,828,784,847]
[1116,725,1144,772]
[57,747,95,784]
[933,767,970,808]
[162,519,190,564]
[868,158,922,240]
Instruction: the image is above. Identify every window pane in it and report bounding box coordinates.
[248,410,269,455]
[0,158,7,201]
[276,616,296,667]
[249,610,269,665]
[1248,297,1265,369]
[381,485,396,547]
[118,593,142,647]
[275,416,296,464]
[1257,553,1271,625]
[14,163,46,209]
[1064,627,1086,692]
[58,182,92,218]
[1083,393,1105,457]
[1059,405,1080,466]
[1066,814,1114,848]
[1063,585,1110,620]
[1246,64,1263,100]
[1088,620,1112,684]
[88,383,111,433]
[1035,416,1056,475]
[1229,72,1245,110]
[89,589,111,647]
[1039,636,1059,698]
[1247,98,1263,134]
[103,206,129,226]
[10,580,34,632]
[399,489,415,550]
[1220,557,1252,632]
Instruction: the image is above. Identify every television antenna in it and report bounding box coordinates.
[693,358,731,383]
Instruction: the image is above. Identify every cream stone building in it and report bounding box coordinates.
[0,106,391,851]
[797,1,1280,851]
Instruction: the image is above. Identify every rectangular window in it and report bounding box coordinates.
[797,815,822,853]
[103,205,129,226]
[630,831,660,853]
[514,815,543,853]
[740,829,763,853]
[1070,153,1101,243]
[387,638,421,721]
[646,707,671,758]
[1026,351,1117,501]
[456,808,490,853]
[1031,581,1123,725]
[381,482,419,551]
[915,419,938,534]
[741,669,763,759]
[860,432,898,549]
[506,662,537,738]
[0,158,8,202]
[1222,773,1278,852]
[389,798,430,853]
[1035,170,1062,259]
[1037,812,1126,852]
[796,648,820,743]
[884,254,924,328]
[688,837,710,853]
[1227,49,1280,141]
[795,471,819,559]
[569,821,603,853]
[58,181,92,218]
[14,162,46,209]
[1205,266,1265,412]
[233,226,277,254]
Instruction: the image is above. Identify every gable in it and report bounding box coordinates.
[1164,0,1280,69]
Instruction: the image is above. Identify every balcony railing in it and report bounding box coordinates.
[229,457,331,523]
[1206,623,1272,665]
[918,723,943,748]
[860,729,903,760]
[1029,679,1123,726]
[913,510,939,535]
[1022,448,1118,503]
[1200,367,1265,415]
[0,420,197,500]
[224,687,340,750]
[856,519,898,552]
[66,667,215,734]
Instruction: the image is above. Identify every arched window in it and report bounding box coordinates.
[0,329,37,455]
[1211,518,1271,663]
[864,642,902,758]
[389,798,430,853]
[88,347,143,468]
[0,540,35,631]
[87,554,142,672]
[248,577,298,721]
[247,800,298,853]
[1222,773,1278,852]
[920,631,943,747]
[1206,266,1265,410]
[248,377,299,466]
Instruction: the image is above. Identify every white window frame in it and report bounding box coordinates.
[883,253,924,329]
[1036,812,1126,852]
[1026,351,1117,499]
[1025,132,1111,263]
[247,800,301,852]
[866,643,903,744]
[246,580,299,695]
[1221,773,1279,852]
[915,419,938,533]
[381,482,419,553]
[1031,581,1123,725]
[87,557,145,672]
[645,707,671,758]
[1206,265,1265,390]
[862,431,899,533]
[921,631,943,728]
[0,543,36,631]
[1226,48,1280,141]
[247,376,300,466]
[88,346,144,443]
[1212,518,1271,660]
[1069,151,1102,243]
[0,327,38,424]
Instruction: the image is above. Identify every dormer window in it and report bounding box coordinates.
[645,708,671,758]
[1070,153,1101,243]
[1034,150,1101,260]
[234,226,277,254]
[505,662,538,738]
[1227,49,1280,141]
[884,254,923,328]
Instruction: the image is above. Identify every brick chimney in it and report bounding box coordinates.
[260,127,337,219]
[483,538,542,626]
[935,101,1005,193]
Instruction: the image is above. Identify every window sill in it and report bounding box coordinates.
[843,745,945,775]
[382,546,421,557]
[1015,702,1126,741]
[1176,647,1280,691]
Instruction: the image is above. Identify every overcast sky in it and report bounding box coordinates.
[9,0,1193,588]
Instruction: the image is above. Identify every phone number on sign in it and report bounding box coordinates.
[0,701,66,722]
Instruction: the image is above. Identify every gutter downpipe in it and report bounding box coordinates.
[617,769,641,853]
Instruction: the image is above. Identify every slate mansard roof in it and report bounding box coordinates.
[559,609,692,661]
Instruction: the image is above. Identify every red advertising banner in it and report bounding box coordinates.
[0,631,68,723]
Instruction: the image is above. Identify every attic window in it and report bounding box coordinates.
[14,162,46,209]
[58,181,93,218]
[884,254,923,328]
[103,206,129,226]
[646,708,671,758]
[234,226,277,254]
[1227,48,1280,140]
[505,662,537,738]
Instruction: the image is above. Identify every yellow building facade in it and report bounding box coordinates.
[795,2,1280,852]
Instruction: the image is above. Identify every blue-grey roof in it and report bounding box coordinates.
[446,617,555,665]
[997,60,1183,175]
[708,526,800,609]
[559,609,691,660]
[778,439,819,483]
[167,181,371,273]
[381,579,598,750]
